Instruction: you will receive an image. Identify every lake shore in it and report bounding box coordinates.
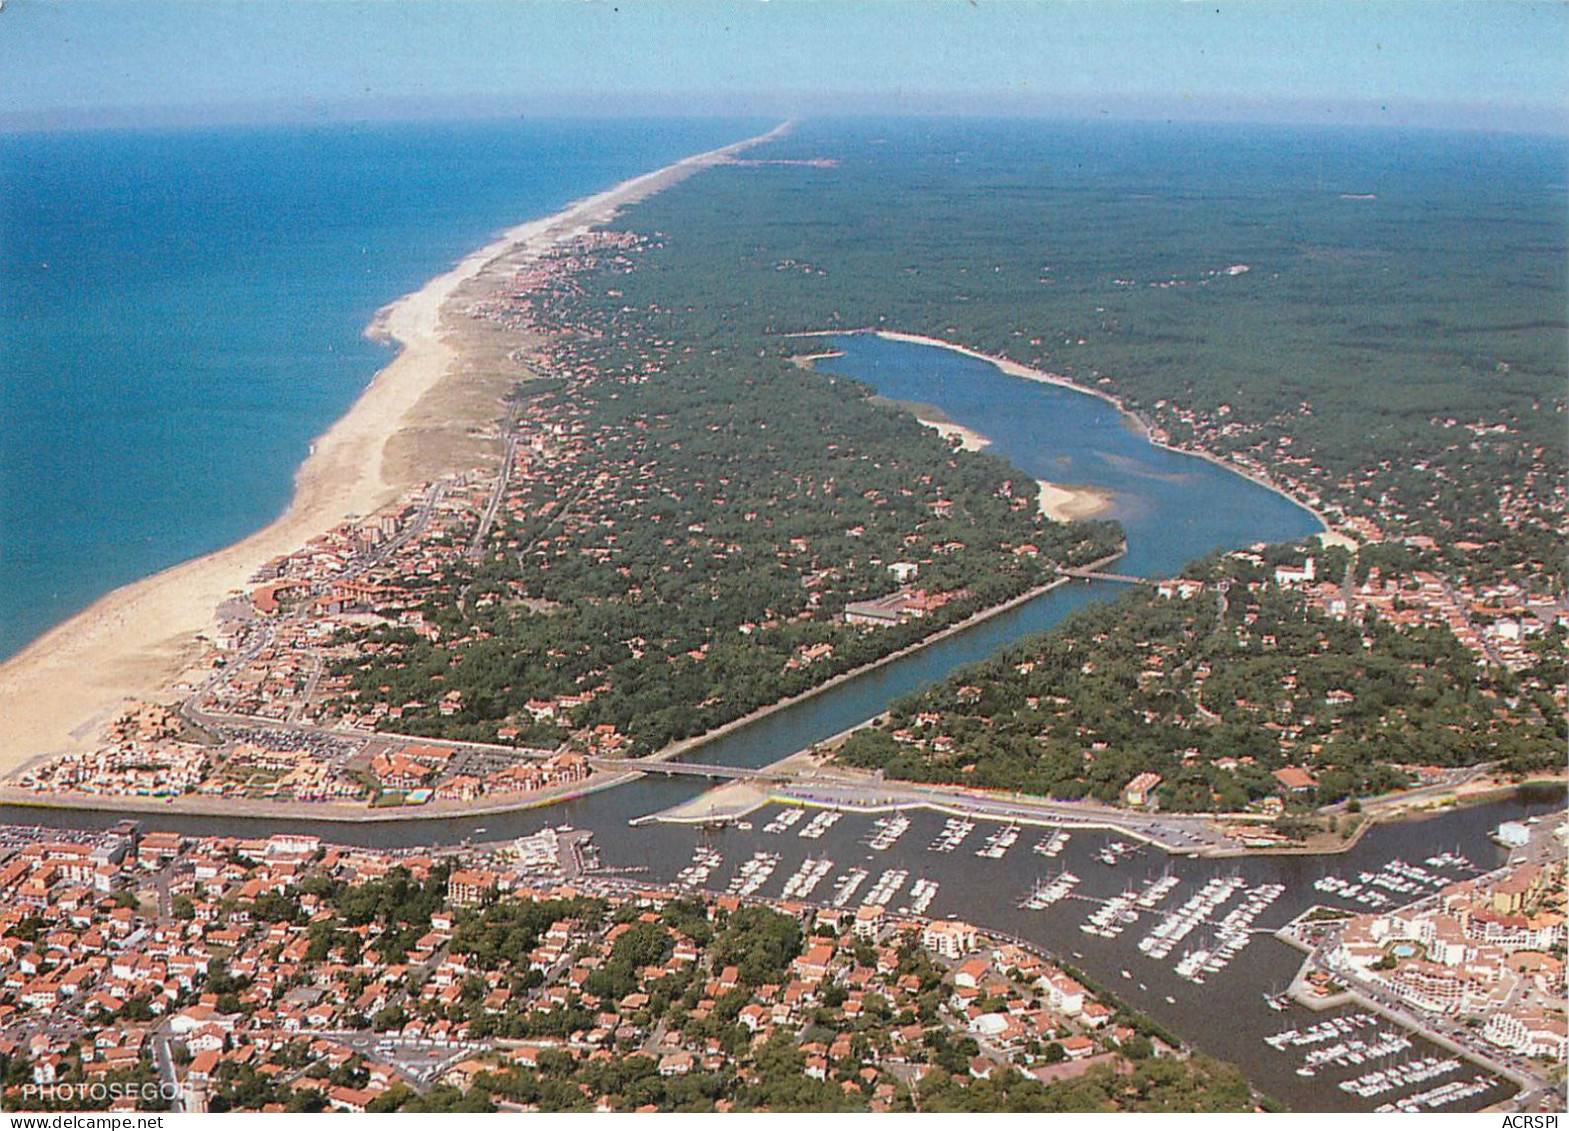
[869,330,1334,536]
[1036,479,1116,522]
[0,124,786,776]
[915,416,990,453]
[894,404,1115,521]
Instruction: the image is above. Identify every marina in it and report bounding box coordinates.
[0,772,1548,1113]
[905,877,939,915]
[1081,887,1140,938]
[1188,881,1287,977]
[10,775,1538,1115]
[862,867,909,906]
[1385,1074,1500,1112]
[1338,1054,1455,1096]
[725,850,781,897]
[1135,871,1180,909]
[0,117,1556,1117]
[829,866,870,908]
[779,854,834,900]
[1265,1014,1380,1051]
[866,813,913,851]
[674,844,723,889]
[797,809,841,839]
[930,816,976,853]
[762,806,805,834]
[1311,854,1476,909]
[975,822,1020,859]
[590,795,1539,1113]
[1096,839,1140,866]
[1137,874,1245,960]
[1033,829,1070,857]
[1264,1008,1496,1112]
[1020,869,1081,909]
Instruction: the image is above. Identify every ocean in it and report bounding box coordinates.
[3,117,1562,664]
[0,118,765,660]
[0,116,1559,1113]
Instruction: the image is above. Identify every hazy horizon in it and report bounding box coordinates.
[4,94,1565,140]
[4,0,1564,136]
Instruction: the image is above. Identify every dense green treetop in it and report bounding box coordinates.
[835,546,1561,806]
[596,119,1566,589]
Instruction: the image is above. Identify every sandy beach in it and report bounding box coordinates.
[1036,479,1115,522]
[0,124,786,775]
[915,416,990,453]
[907,411,1111,521]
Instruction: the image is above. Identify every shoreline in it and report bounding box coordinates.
[872,329,1336,536]
[0,123,789,774]
[910,413,1116,522]
[0,572,1083,823]
[843,377,1116,523]
[635,570,1089,769]
[0,662,1552,851]
[634,760,1562,861]
[0,743,1551,857]
[0,165,1533,856]
[915,416,990,454]
[870,330,1335,537]
[792,327,1335,538]
[1274,914,1539,1097]
[0,768,647,825]
[1036,479,1116,522]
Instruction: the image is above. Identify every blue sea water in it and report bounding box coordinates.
[0,119,765,660]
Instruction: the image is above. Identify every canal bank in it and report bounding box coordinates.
[0,568,1095,826]
[1273,917,1539,1100]
[3,330,1548,1111]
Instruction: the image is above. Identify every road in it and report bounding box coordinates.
[1305,943,1545,1109]
[466,431,520,561]
[585,757,773,782]
[182,479,449,730]
[151,860,178,923]
[769,773,1234,855]
[1439,576,1505,667]
[1289,813,1568,1112]
[149,1024,183,1112]
[1331,764,1495,818]
[313,1030,481,1092]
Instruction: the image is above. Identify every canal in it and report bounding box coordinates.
[3,336,1551,1111]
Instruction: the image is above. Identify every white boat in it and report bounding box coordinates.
[867,814,912,851]
[1034,830,1070,857]
[763,807,805,834]
[928,817,974,853]
[830,867,869,908]
[976,822,1021,859]
[908,878,939,915]
[798,810,841,840]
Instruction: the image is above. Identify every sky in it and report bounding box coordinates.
[3,0,1566,133]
